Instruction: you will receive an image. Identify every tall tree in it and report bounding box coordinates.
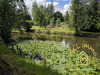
[89,0,99,31]
[96,0,100,31]
[70,0,81,35]
[46,2,55,19]
[81,0,99,32]
[65,11,69,22]
[50,17,55,25]
[0,0,26,42]
[32,2,48,29]
[56,18,61,27]
[46,2,55,25]
[24,13,32,32]
[54,11,63,23]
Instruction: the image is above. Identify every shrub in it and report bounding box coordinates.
[46,29,51,34]
[37,29,41,33]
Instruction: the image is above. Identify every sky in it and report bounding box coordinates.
[24,0,71,15]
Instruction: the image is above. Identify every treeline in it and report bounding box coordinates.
[32,0,100,35]
[0,0,100,42]
[32,2,68,28]
[0,0,32,42]
[70,0,100,35]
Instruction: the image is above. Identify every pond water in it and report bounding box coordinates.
[11,32,100,58]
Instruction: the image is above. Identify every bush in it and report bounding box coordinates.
[37,29,41,33]
[46,29,51,34]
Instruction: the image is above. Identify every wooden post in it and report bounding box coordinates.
[12,45,14,54]
[17,45,18,51]
[19,48,22,56]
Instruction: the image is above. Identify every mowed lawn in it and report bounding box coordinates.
[31,25,75,34]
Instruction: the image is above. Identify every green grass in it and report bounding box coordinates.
[12,24,100,36]
[0,38,59,75]
[31,25,75,34]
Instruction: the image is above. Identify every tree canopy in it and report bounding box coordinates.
[32,2,55,29]
[69,0,100,35]
[0,0,27,42]
[54,11,63,23]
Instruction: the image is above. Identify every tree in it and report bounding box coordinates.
[32,2,47,29]
[0,0,26,42]
[32,2,38,15]
[96,1,100,31]
[81,0,99,32]
[88,0,99,31]
[24,13,32,32]
[56,18,61,27]
[25,14,31,20]
[46,2,55,19]
[50,17,55,25]
[54,11,63,23]
[65,11,69,22]
[46,2,55,25]
[70,0,81,35]
[70,0,100,33]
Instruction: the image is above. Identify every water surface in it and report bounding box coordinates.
[11,32,100,58]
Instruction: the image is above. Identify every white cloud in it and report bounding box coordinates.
[24,0,46,14]
[55,2,71,15]
[43,1,59,7]
[24,0,71,15]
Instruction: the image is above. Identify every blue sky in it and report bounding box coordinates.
[46,0,71,7]
[24,0,71,15]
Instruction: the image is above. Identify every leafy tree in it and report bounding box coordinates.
[40,9,48,29]
[0,0,26,42]
[96,1,100,31]
[56,18,61,27]
[32,2,47,29]
[46,2,55,24]
[54,11,63,23]
[88,0,99,31]
[32,2,38,15]
[46,2,55,19]
[50,17,55,25]
[80,0,99,32]
[70,0,100,33]
[25,14,31,20]
[24,13,32,32]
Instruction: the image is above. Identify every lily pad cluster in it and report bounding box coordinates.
[10,40,100,75]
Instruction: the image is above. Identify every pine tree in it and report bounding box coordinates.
[70,0,81,35]
[32,2,48,29]
[65,11,69,22]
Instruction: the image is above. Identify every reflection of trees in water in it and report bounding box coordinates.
[11,33,100,58]
[66,36,100,58]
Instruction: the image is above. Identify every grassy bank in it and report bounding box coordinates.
[0,38,59,75]
[12,25,100,37]
[31,25,75,35]
[12,25,74,34]
[31,26,100,36]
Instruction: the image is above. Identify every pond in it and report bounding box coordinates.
[11,32,100,58]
